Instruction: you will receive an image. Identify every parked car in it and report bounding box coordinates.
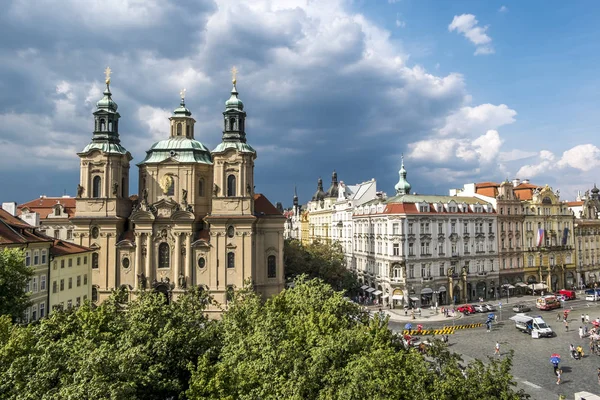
[484,303,496,312]
[553,294,567,302]
[512,304,531,313]
[457,305,475,314]
[473,304,487,313]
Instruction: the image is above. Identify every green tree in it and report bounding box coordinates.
[284,239,359,293]
[0,248,33,321]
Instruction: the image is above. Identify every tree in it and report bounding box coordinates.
[284,239,359,293]
[0,248,33,322]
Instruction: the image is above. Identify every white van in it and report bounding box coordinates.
[509,314,554,338]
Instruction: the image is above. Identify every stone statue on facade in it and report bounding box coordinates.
[247,183,252,194]
[77,184,85,198]
[213,183,220,197]
[142,188,149,205]
[112,181,119,196]
[182,188,188,204]
[178,272,186,288]
[137,273,146,289]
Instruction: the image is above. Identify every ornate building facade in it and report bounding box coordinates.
[569,185,600,287]
[71,70,285,309]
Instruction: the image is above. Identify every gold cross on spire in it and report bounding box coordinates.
[231,66,238,84]
[104,66,112,85]
[180,88,186,101]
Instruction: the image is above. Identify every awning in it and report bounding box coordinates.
[532,283,548,291]
[410,296,419,302]
[502,284,516,289]
[515,282,528,287]
[392,294,404,300]
[366,287,376,293]
[381,294,389,299]
[438,286,447,292]
[509,314,534,324]
[373,290,383,296]
[360,285,369,290]
[421,288,433,294]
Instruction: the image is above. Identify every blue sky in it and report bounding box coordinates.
[0,0,599,207]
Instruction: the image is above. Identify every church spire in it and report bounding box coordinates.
[394,154,411,195]
[221,66,247,144]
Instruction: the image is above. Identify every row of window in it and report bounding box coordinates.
[26,275,47,293]
[53,255,89,270]
[52,274,88,293]
[354,240,495,255]
[23,302,45,323]
[25,249,47,267]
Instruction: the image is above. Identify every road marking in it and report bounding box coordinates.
[522,380,541,389]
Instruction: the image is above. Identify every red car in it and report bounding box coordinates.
[456,305,475,314]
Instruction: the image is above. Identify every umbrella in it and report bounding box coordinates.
[488,313,495,319]
[417,324,423,330]
[550,356,560,364]
[593,321,600,327]
[405,323,413,330]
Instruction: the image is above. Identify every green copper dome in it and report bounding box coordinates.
[225,83,244,110]
[395,157,411,195]
[96,87,118,112]
[138,137,213,165]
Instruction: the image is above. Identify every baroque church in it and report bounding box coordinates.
[71,68,285,309]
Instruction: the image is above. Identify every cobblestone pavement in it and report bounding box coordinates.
[388,294,600,400]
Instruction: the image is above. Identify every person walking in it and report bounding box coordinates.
[557,312,562,322]
[580,326,585,339]
[586,314,591,324]
[494,341,500,356]
[556,368,562,385]
[565,320,569,332]
[582,314,586,323]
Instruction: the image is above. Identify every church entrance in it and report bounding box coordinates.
[154,283,171,304]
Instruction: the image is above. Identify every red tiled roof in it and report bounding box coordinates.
[384,203,418,214]
[50,239,91,257]
[0,209,52,245]
[475,182,500,188]
[567,201,584,206]
[254,194,283,216]
[17,196,76,219]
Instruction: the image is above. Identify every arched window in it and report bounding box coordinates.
[100,119,106,131]
[108,121,113,131]
[229,117,236,130]
[91,253,99,269]
[227,252,235,269]
[186,125,190,137]
[92,176,101,198]
[227,175,236,197]
[121,177,126,198]
[177,123,182,136]
[92,286,98,302]
[198,179,204,197]
[159,243,170,268]
[267,255,276,278]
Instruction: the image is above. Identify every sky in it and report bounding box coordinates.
[1,0,599,208]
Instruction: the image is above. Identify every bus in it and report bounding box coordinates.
[536,295,561,311]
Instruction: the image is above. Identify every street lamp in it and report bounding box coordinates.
[433,290,439,313]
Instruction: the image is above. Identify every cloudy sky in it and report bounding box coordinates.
[1,0,599,207]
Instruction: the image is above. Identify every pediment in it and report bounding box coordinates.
[153,198,180,219]
[130,209,156,221]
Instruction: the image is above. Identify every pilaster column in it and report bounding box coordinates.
[185,233,192,285]
[146,233,153,283]
[134,233,141,289]
[174,233,181,286]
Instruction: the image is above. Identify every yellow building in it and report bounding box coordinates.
[307,172,339,243]
[522,185,576,291]
[49,240,92,311]
[0,205,53,323]
[300,210,310,246]
[71,70,285,310]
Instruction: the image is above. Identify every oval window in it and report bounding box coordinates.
[198,257,206,269]
[91,227,99,239]
[227,226,235,238]
[122,257,130,269]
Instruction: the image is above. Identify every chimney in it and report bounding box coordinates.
[1,202,17,216]
[522,179,530,184]
[512,178,521,187]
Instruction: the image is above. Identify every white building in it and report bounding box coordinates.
[18,196,77,242]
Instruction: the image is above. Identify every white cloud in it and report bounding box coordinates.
[499,6,508,13]
[439,103,516,136]
[395,13,406,28]
[448,14,494,55]
[498,149,537,162]
[557,144,600,171]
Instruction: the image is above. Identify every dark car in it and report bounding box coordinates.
[457,304,475,314]
[512,304,531,313]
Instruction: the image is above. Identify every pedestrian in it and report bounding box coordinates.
[582,314,586,323]
[580,326,585,339]
[565,320,569,332]
[553,362,559,376]
[556,368,562,385]
[590,340,595,355]
[494,341,500,356]
[586,314,591,324]
[557,312,561,322]
[494,314,498,323]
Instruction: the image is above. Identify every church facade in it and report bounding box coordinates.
[71,70,285,309]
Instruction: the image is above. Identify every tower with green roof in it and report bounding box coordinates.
[394,155,412,196]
